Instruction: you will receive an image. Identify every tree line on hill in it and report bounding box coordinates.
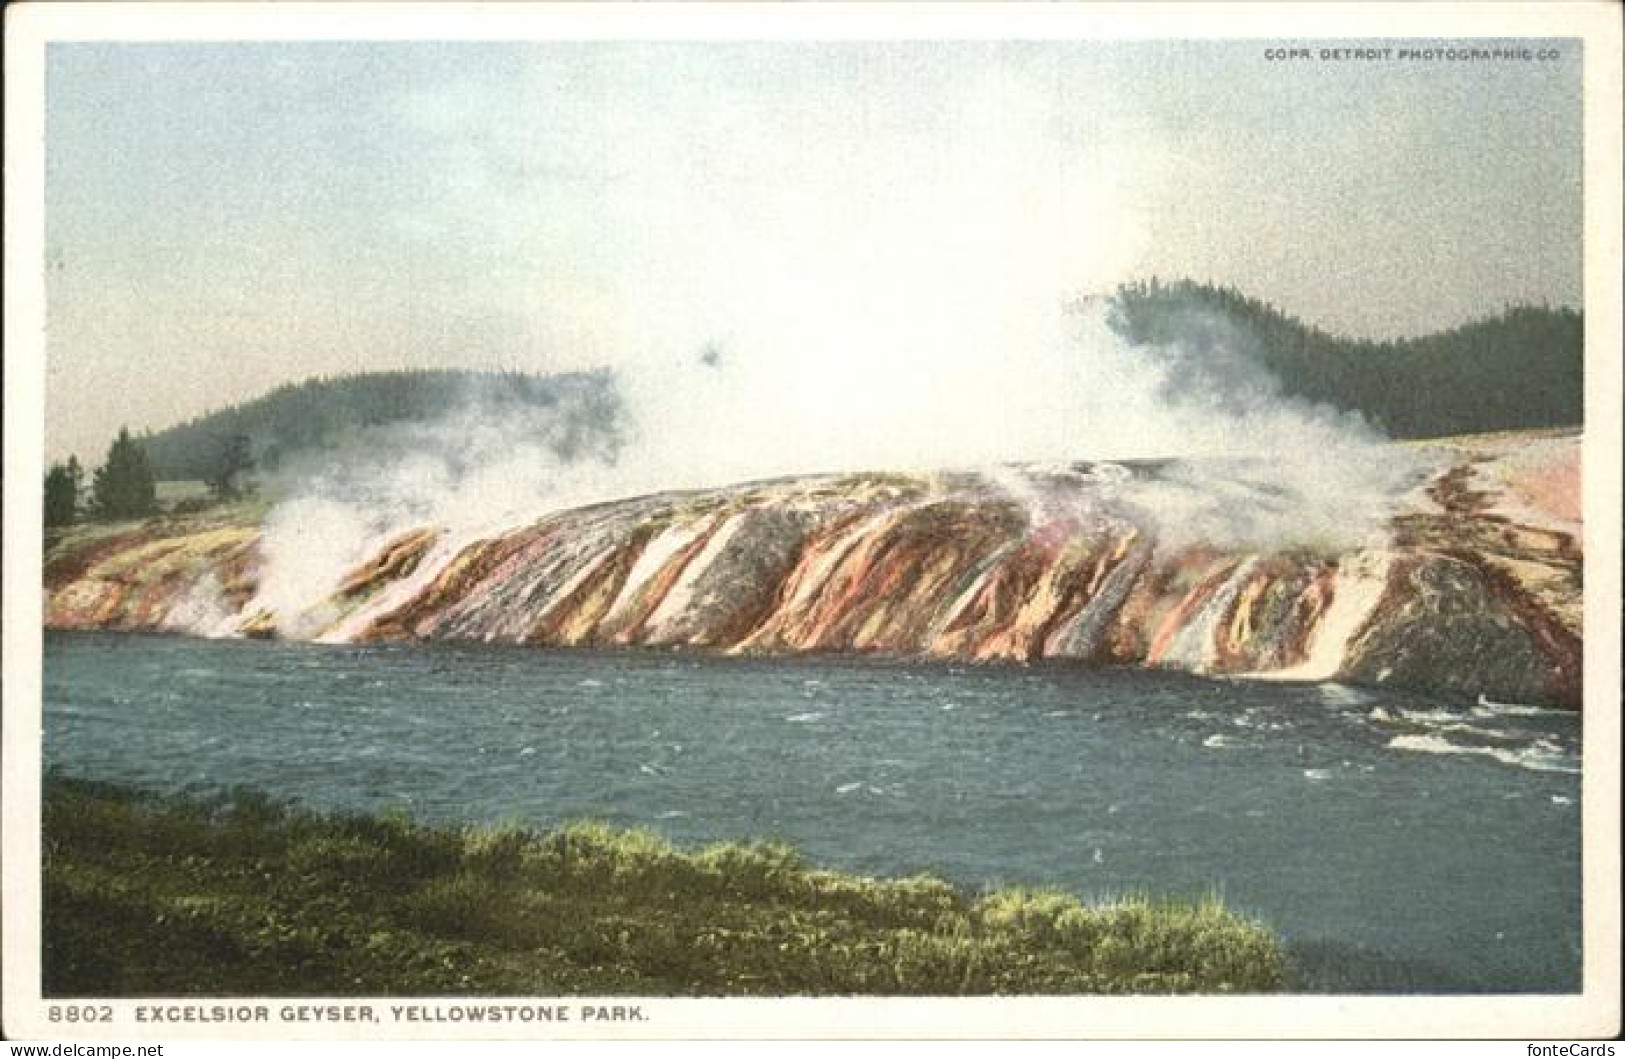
[44,425,254,527]
[44,290,1583,527]
[141,368,620,481]
[1104,278,1583,438]
[43,369,618,528]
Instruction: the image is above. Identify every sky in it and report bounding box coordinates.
[42,38,1584,465]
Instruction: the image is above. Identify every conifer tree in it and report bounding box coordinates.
[43,456,83,527]
[206,433,255,501]
[91,427,157,520]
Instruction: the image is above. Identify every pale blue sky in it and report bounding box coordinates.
[45,39,1583,462]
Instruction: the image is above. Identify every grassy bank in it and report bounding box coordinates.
[44,776,1284,996]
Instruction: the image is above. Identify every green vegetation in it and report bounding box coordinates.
[1107,278,1583,439]
[88,427,158,521]
[140,368,623,481]
[62,279,1578,515]
[43,456,84,527]
[44,776,1284,997]
[205,432,256,502]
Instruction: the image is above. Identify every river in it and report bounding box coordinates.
[42,631,1582,993]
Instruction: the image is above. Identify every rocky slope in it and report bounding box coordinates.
[43,432,1583,707]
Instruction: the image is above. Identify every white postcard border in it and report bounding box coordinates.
[4,1,1620,1042]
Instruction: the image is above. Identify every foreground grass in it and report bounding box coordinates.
[44,777,1284,996]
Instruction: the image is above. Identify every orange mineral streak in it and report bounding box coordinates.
[603,515,725,645]
[361,530,530,640]
[528,536,645,646]
[1464,553,1584,706]
[47,580,130,630]
[1141,552,1233,665]
[44,528,153,591]
[1088,532,1139,597]
[934,527,1108,662]
[1037,532,1143,647]
[1275,564,1338,667]
[742,506,912,651]
[335,527,440,601]
[216,546,261,613]
[44,522,260,631]
[39,438,1585,708]
[931,543,1021,645]
[1038,531,1147,661]
[1225,570,1268,647]
[641,507,813,649]
[1512,454,1581,524]
[766,500,1022,652]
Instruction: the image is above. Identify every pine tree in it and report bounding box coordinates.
[43,456,83,527]
[206,433,255,501]
[91,427,158,521]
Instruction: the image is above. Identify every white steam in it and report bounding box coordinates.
[246,65,1433,626]
[247,300,1428,628]
[249,396,632,632]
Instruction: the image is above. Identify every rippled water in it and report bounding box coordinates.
[43,631,1582,993]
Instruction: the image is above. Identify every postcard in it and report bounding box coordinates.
[4,1,1620,1044]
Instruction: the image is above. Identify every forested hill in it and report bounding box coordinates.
[139,283,1581,480]
[142,369,622,481]
[1106,280,1583,439]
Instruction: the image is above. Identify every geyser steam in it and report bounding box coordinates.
[248,296,1427,630]
[248,66,1431,626]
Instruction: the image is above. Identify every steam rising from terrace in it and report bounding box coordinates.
[242,70,1430,626]
[246,294,1428,632]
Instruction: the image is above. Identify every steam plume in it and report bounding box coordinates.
[247,67,1432,624]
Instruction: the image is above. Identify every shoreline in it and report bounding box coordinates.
[42,775,1286,998]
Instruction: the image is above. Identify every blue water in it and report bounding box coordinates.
[43,631,1583,993]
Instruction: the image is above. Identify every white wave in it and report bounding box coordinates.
[1202,734,1239,749]
[1317,682,1376,707]
[1302,768,1332,781]
[1399,708,1470,724]
[1230,711,1289,732]
[1432,721,1523,742]
[1473,694,1570,719]
[1385,734,1579,773]
[785,711,824,723]
[835,781,864,795]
